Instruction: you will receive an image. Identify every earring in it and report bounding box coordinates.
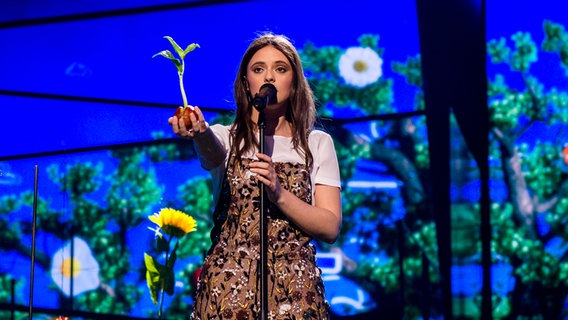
[242,76,250,91]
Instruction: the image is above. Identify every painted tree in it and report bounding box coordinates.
[300,34,440,318]
[485,19,568,319]
[298,19,568,319]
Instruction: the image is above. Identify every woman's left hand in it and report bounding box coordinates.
[250,153,281,203]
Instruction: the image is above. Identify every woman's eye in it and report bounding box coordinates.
[276,67,287,73]
[253,67,264,73]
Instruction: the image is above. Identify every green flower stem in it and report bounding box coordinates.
[158,235,173,320]
[158,280,165,319]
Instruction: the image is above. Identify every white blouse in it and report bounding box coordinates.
[200,124,341,205]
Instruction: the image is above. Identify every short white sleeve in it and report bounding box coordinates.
[201,125,341,206]
[309,130,341,191]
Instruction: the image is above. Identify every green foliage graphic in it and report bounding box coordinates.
[1,19,567,320]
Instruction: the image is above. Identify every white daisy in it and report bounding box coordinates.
[50,237,101,296]
[338,47,383,87]
[279,303,292,315]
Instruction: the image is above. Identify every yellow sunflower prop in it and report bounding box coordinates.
[144,207,197,319]
[149,207,197,238]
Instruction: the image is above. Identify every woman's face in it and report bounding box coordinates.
[246,45,294,108]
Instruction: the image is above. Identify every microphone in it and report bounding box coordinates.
[252,83,277,110]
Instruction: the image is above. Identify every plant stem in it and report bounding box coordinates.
[158,287,164,319]
[179,61,188,108]
[158,274,166,319]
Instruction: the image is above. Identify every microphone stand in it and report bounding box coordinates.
[252,83,276,320]
[256,107,269,320]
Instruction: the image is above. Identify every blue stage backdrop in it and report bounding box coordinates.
[0,0,567,319]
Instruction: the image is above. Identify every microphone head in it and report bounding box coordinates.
[252,83,278,110]
[258,83,277,95]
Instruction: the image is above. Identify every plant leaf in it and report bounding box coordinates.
[144,252,159,273]
[144,253,161,304]
[146,270,160,304]
[183,43,200,57]
[152,50,182,70]
[164,36,185,60]
[152,49,175,61]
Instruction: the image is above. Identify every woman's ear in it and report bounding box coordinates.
[242,76,253,103]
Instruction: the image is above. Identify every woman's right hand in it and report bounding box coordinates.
[169,105,226,170]
[168,105,209,139]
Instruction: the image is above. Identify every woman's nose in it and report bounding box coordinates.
[264,72,275,83]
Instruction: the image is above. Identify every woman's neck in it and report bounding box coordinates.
[252,105,292,137]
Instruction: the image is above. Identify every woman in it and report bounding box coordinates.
[168,33,342,319]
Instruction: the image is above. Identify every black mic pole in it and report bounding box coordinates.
[252,83,276,320]
[29,165,39,320]
[257,106,268,320]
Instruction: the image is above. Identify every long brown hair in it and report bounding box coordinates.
[231,33,316,169]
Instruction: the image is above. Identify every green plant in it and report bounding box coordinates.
[152,36,200,108]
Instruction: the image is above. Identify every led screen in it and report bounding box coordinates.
[1,0,567,319]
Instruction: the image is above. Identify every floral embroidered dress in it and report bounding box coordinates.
[191,125,340,320]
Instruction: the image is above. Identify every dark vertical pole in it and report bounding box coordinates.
[397,220,405,318]
[257,109,268,320]
[421,252,431,319]
[11,279,15,320]
[479,137,491,320]
[29,165,39,320]
[70,227,75,306]
[443,1,491,318]
[416,0,489,319]
[416,1,452,317]
[473,4,492,317]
